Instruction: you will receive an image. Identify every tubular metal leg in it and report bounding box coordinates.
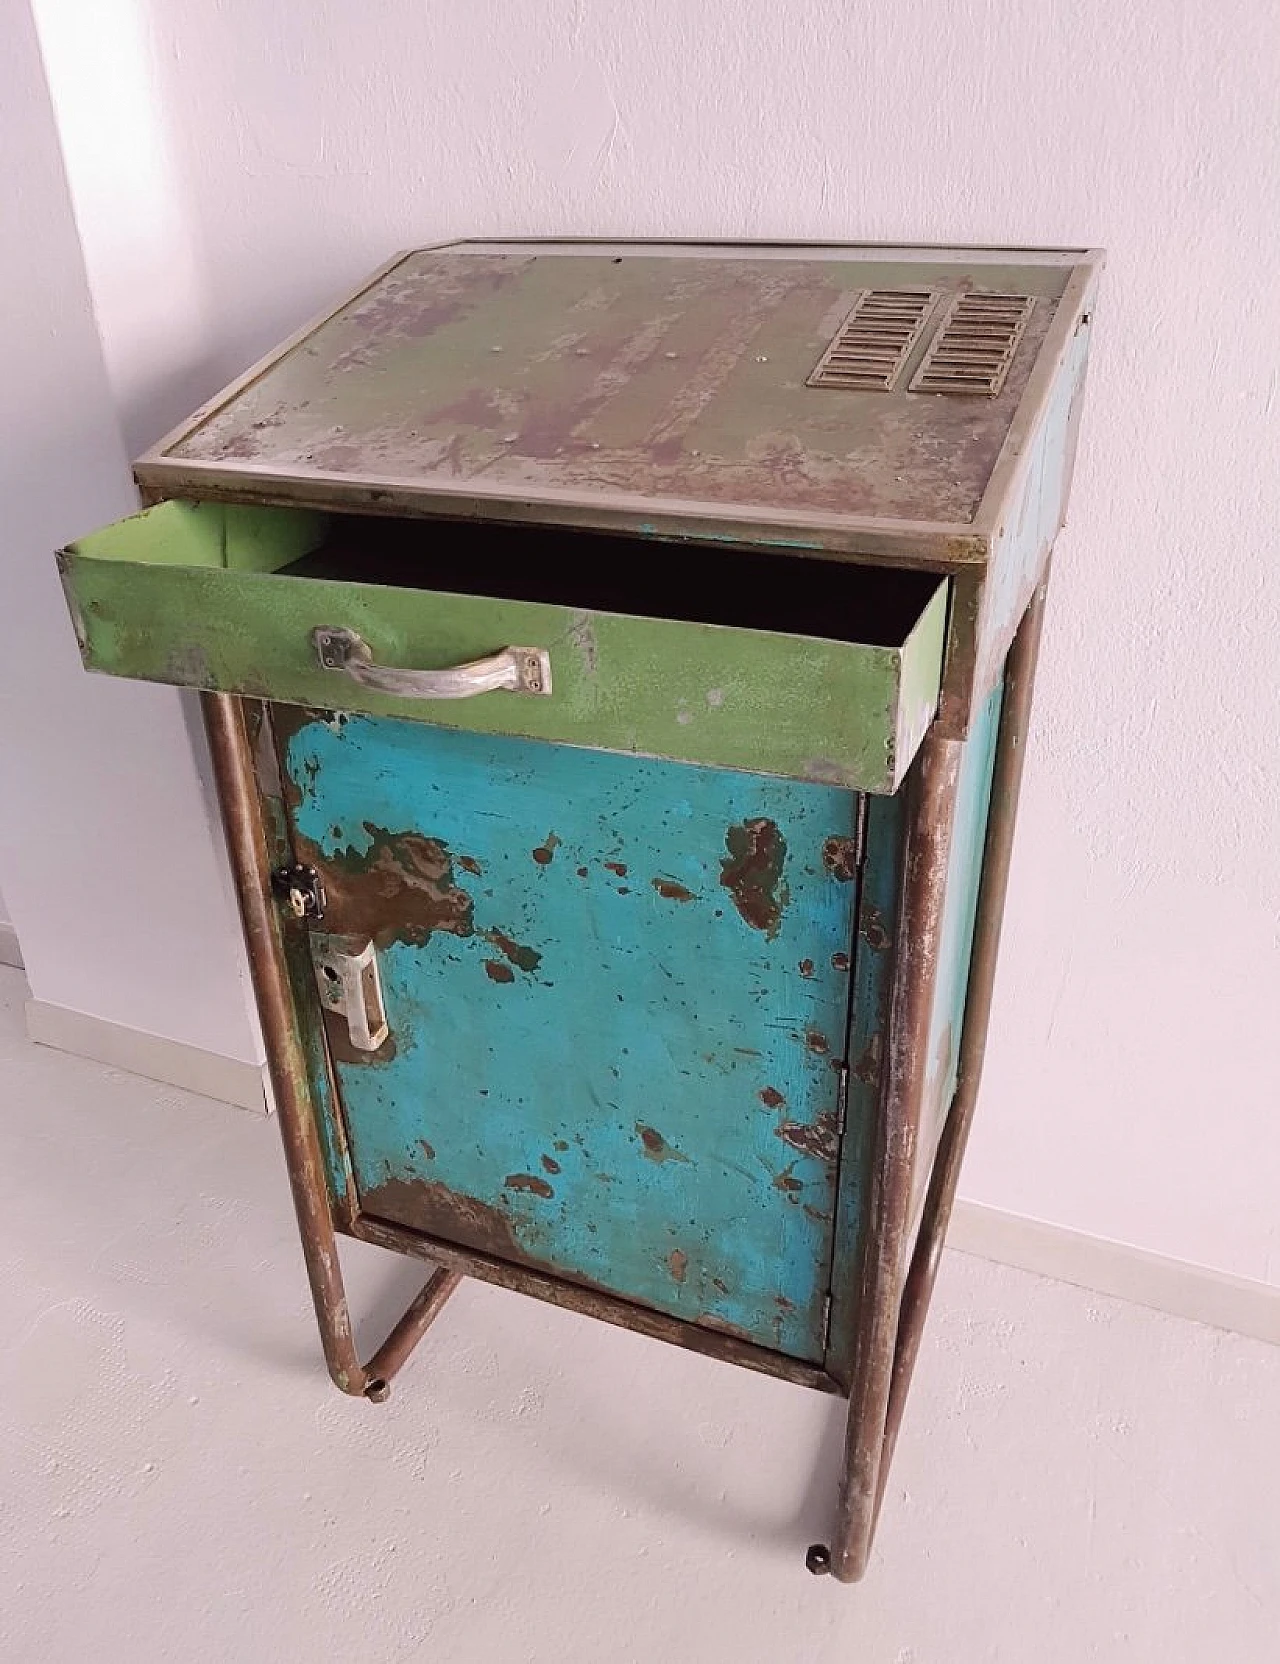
[873,574,1050,1526]
[825,728,963,1580]
[201,691,462,1399]
[810,573,1050,1582]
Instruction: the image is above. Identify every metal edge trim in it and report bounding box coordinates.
[131,458,991,568]
[970,255,1105,540]
[449,237,1102,263]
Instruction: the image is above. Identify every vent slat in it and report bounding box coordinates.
[808,288,939,391]
[909,291,1035,397]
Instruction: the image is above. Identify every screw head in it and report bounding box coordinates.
[805,1543,832,1577]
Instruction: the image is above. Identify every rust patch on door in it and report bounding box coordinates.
[360,1174,528,1263]
[776,1114,839,1165]
[482,928,543,973]
[635,1124,690,1164]
[668,1249,689,1284]
[651,876,696,902]
[531,832,561,866]
[505,1173,555,1198]
[863,906,890,952]
[302,826,474,949]
[822,837,860,882]
[853,1032,884,1086]
[719,819,788,937]
[483,960,515,983]
[758,1085,786,1109]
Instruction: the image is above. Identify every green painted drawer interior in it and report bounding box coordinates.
[58,500,948,793]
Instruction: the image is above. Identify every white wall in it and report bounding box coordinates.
[0,0,259,1063]
[26,1,1280,1282]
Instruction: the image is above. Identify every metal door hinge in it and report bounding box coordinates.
[853,794,870,871]
[835,1060,850,1136]
[271,864,327,922]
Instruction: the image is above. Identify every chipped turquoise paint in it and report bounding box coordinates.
[827,790,906,1383]
[284,715,862,1361]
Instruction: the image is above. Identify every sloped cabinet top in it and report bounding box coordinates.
[137,240,1102,564]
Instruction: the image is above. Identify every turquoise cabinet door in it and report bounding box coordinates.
[278,713,861,1362]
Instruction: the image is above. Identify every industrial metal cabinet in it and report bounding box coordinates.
[57,241,1100,1581]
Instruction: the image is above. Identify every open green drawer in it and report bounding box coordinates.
[57,500,948,793]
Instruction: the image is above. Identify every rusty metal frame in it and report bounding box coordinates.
[811,572,1050,1582]
[202,690,461,1401]
[354,1214,843,1395]
[203,562,1045,1561]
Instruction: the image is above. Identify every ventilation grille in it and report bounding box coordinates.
[910,291,1035,396]
[807,288,939,391]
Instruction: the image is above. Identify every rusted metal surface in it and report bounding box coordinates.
[201,691,366,1396]
[908,679,1005,1233]
[824,792,905,1394]
[202,691,466,1400]
[874,574,1050,1527]
[364,1264,463,1398]
[826,726,963,1582]
[138,244,1084,554]
[351,1213,843,1397]
[719,816,790,935]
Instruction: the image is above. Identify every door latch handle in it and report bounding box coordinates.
[311,934,389,1052]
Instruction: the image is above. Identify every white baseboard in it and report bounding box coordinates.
[0,922,23,971]
[951,1199,1280,1348]
[25,997,268,1115]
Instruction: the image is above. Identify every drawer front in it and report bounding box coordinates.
[280,712,864,1362]
[59,501,948,794]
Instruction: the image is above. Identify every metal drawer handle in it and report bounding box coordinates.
[312,627,552,699]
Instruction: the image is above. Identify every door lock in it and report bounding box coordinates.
[271,863,327,922]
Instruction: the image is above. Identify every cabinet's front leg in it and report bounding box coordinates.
[818,725,963,1582]
[873,573,1050,1524]
[809,573,1050,1583]
[201,692,461,1400]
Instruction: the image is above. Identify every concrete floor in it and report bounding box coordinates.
[1,964,1276,1663]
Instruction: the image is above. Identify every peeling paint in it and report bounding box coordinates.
[719,818,788,937]
[776,1114,840,1166]
[636,1124,690,1165]
[505,1173,555,1198]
